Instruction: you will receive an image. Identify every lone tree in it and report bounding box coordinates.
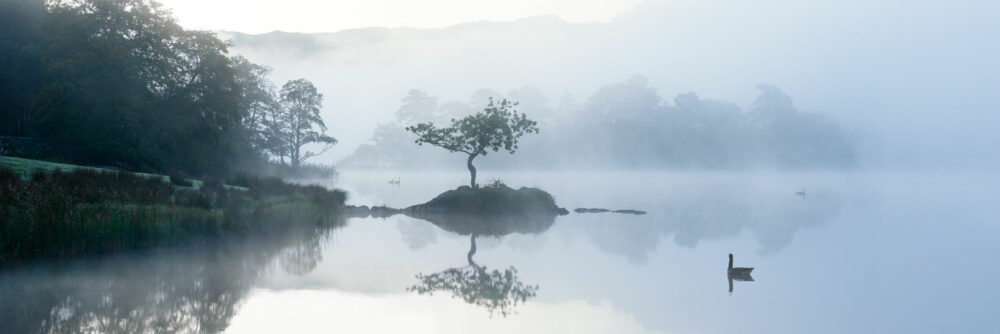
[406,98,538,188]
[268,79,337,167]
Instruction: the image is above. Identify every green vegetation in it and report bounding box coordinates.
[0,0,345,264]
[406,98,539,188]
[0,163,346,264]
[0,0,336,176]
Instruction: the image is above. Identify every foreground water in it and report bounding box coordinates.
[2,170,998,333]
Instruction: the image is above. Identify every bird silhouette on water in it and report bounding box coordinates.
[728,253,754,294]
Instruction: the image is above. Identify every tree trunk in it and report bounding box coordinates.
[292,135,301,167]
[467,234,477,266]
[466,153,477,188]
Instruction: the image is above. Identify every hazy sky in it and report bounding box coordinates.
[157,0,641,33]
[155,0,1000,169]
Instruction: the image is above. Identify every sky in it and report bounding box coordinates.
[157,0,641,33]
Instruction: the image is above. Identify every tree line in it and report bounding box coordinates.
[341,76,855,169]
[0,0,334,175]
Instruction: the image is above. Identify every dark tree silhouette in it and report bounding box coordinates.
[406,98,538,188]
[408,234,538,317]
[405,212,556,317]
[271,79,337,167]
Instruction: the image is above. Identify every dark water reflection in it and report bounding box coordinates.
[0,220,342,334]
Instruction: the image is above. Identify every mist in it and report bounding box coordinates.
[221,0,1000,170]
[4,1,1000,333]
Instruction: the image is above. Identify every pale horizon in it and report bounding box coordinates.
[157,0,642,34]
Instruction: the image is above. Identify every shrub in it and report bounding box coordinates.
[486,178,507,188]
[169,171,193,187]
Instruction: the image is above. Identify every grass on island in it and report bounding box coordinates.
[0,157,345,264]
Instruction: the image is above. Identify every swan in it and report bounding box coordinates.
[728,253,754,280]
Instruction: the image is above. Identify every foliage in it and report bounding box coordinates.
[410,264,536,318]
[0,0,337,175]
[407,98,538,157]
[0,166,347,263]
[406,98,538,187]
[409,234,538,317]
[266,79,337,167]
[231,160,337,181]
[230,55,279,155]
[168,171,193,187]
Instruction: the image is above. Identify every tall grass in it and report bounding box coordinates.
[0,167,346,263]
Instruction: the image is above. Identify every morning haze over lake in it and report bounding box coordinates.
[1,0,998,333]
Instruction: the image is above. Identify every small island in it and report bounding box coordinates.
[407,184,568,216]
[344,98,569,223]
[403,97,567,219]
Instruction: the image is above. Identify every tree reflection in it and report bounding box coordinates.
[278,236,323,276]
[409,234,538,317]
[0,216,344,334]
[405,213,554,317]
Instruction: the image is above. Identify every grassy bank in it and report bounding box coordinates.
[0,159,345,264]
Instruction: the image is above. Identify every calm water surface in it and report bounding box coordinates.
[2,170,998,333]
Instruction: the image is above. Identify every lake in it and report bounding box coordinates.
[2,170,998,333]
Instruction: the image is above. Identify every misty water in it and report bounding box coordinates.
[2,170,998,333]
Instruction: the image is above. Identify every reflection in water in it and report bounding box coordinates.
[278,236,324,276]
[727,253,755,294]
[0,217,345,334]
[567,184,844,263]
[339,172,846,263]
[406,213,556,317]
[409,234,538,317]
[397,218,439,250]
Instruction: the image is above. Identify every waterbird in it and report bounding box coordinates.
[796,188,806,197]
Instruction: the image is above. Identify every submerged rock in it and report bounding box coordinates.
[612,209,647,215]
[574,208,610,213]
[574,208,647,215]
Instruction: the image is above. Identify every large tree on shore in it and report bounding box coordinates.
[270,79,336,167]
[406,98,538,188]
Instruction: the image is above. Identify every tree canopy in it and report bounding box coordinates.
[0,0,336,175]
[406,98,539,187]
[271,79,336,167]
